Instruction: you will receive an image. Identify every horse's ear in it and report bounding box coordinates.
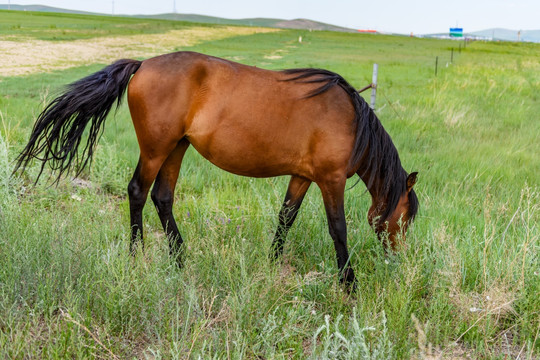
[407,172,418,191]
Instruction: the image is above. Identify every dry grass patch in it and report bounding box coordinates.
[443,104,472,128]
[0,26,279,76]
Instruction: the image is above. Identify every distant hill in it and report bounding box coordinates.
[274,18,355,32]
[0,4,355,32]
[469,28,540,43]
[2,4,539,40]
[125,13,356,32]
[0,4,99,15]
[135,13,283,27]
[422,28,540,43]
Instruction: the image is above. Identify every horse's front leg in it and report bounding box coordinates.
[318,177,356,290]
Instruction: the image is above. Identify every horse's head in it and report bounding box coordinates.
[368,172,418,251]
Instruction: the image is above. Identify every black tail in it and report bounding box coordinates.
[14,58,142,183]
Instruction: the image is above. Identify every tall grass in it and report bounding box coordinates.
[1,11,539,359]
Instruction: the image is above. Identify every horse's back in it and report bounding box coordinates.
[128,52,356,181]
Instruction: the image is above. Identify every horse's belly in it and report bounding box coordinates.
[187,129,303,178]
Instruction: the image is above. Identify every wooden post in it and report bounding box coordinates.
[370,63,378,110]
[435,56,438,76]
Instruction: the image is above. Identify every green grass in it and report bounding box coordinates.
[1,11,539,359]
[0,9,213,41]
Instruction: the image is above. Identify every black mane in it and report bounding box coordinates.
[283,68,418,223]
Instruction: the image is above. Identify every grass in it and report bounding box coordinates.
[0,10,204,41]
[1,10,539,359]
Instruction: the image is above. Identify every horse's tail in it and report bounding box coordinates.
[14,59,142,183]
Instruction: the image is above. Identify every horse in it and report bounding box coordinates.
[14,51,418,288]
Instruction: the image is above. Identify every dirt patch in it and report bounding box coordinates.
[0,26,279,77]
[264,48,287,60]
[263,55,283,60]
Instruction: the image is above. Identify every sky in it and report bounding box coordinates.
[5,0,540,34]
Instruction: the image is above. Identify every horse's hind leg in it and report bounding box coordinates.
[128,155,168,253]
[271,176,311,260]
[151,139,190,266]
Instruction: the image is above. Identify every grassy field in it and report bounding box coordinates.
[1,10,539,359]
[0,10,208,40]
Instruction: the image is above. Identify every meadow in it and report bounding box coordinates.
[0,10,539,359]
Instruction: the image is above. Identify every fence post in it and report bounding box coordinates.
[370,63,378,110]
[435,56,438,76]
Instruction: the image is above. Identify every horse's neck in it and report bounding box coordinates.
[357,162,385,199]
[357,165,395,214]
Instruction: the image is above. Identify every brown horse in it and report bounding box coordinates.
[15,51,418,287]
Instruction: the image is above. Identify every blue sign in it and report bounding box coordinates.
[450,28,463,37]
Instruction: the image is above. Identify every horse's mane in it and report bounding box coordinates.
[282,68,418,224]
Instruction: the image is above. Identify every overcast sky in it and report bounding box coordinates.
[6,0,540,34]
